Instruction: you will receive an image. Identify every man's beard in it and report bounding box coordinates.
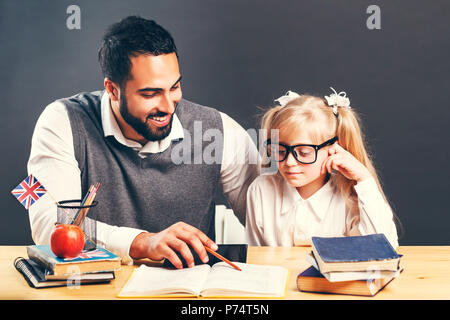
[119,94,177,142]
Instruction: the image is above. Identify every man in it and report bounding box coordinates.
[28,16,260,268]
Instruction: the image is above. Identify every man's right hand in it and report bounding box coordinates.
[128,222,218,269]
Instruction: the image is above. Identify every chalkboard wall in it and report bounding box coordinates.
[2,0,449,245]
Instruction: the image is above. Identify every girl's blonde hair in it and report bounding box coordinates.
[261,94,389,212]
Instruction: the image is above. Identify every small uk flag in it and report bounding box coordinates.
[63,249,111,261]
[11,174,47,210]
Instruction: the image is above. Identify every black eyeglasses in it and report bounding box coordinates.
[265,136,338,164]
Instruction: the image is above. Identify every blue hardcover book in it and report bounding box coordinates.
[311,234,402,273]
[27,245,121,276]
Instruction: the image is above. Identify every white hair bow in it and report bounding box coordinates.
[324,87,351,116]
[274,90,301,107]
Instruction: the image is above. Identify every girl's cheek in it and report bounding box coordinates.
[276,162,283,172]
[308,160,325,178]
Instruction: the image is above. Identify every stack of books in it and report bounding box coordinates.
[14,245,121,288]
[297,234,403,296]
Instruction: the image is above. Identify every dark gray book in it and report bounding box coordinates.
[311,234,402,273]
[14,257,114,288]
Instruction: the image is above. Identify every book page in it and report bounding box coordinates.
[118,264,211,297]
[200,262,288,297]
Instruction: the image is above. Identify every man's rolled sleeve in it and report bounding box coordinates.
[96,223,146,265]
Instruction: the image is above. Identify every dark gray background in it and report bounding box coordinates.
[1,0,449,245]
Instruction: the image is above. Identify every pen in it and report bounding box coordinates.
[205,246,242,271]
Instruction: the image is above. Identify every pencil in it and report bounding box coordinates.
[74,183,100,226]
[205,246,242,271]
[70,185,94,224]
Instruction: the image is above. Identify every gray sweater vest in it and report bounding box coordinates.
[61,91,223,241]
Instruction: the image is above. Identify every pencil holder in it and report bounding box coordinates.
[56,199,98,251]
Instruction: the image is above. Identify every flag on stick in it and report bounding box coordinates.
[11,174,47,209]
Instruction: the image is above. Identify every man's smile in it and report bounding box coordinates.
[147,113,172,127]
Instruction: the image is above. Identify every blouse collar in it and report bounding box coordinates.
[279,172,335,221]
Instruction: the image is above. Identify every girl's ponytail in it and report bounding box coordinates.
[261,105,283,140]
[333,105,388,208]
[260,105,283,168]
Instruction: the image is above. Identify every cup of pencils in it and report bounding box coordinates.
[56,183,100,251]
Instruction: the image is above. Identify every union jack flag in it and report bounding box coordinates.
[64,249,110,261]
[11,174,47,209]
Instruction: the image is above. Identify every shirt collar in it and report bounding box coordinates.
[279,172,334,221]
[100,91,184,154]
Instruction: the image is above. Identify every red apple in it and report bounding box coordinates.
[50,224,85,258]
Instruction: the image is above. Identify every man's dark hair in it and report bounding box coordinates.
[98,16,178,87]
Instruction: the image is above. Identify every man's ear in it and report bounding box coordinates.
[104,78,120,102]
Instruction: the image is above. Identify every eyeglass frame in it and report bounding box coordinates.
[265,136,338,164]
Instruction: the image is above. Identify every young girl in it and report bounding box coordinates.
[245,89,399,248]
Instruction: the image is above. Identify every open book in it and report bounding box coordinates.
[118,262,289,298]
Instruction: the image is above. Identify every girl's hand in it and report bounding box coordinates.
[321,143,372,182]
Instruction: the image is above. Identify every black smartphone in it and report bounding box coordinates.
[163,244,248,269]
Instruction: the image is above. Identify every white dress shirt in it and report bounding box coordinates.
[28,92,260,264]
[245,172,399,248]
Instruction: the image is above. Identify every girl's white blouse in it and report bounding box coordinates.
[245,172,399,248]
